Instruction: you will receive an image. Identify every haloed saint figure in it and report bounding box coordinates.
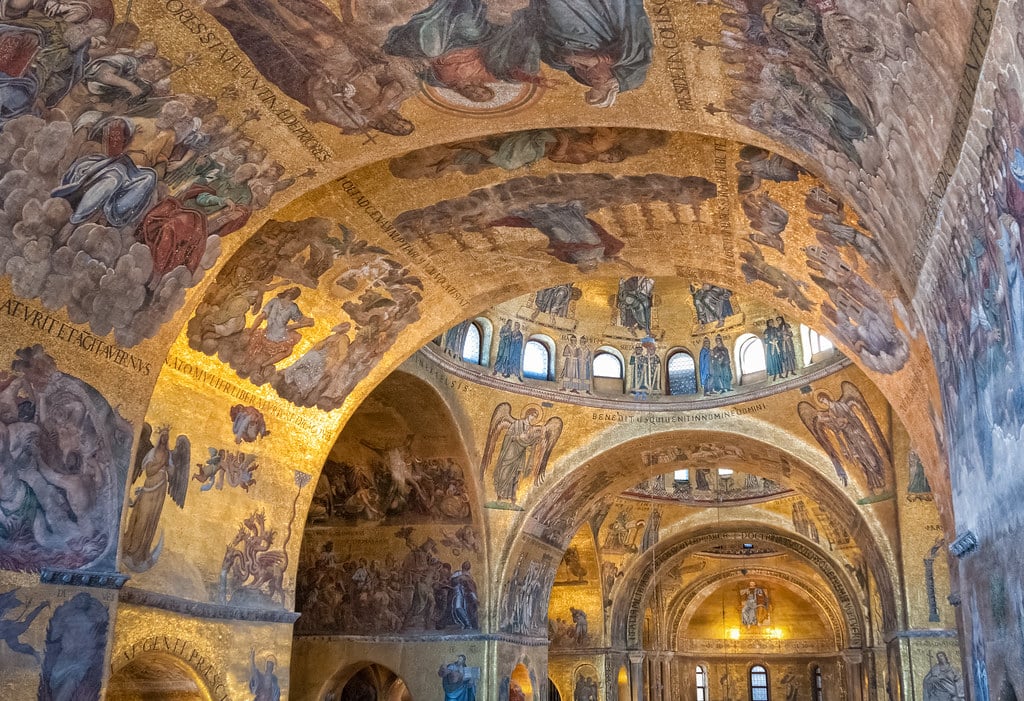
[439,654,478,701]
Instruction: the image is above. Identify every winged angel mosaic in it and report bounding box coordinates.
[797,381,891,493]
[121,423,191,572]
[481,403,562,507]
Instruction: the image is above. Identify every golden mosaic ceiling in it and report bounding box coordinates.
[2,0,1010,695]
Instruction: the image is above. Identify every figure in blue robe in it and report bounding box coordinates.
[777,316,798,377]
[492,321,523,380]
[0,15,95,129]
[0,69,35,125]
[384,0,652,107]
[492,320,513,376]
[508,322,524,380]
[439,655,477,701]
[533,0,652,106]
[698,337,711,394]
[53,152,158,227]
[444,320,471,358]
[0,26,41,125]
[764,319,782,380]
[708,335,733,394]
[383,0,540,102]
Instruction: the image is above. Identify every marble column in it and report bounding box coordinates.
[629,652,646,701]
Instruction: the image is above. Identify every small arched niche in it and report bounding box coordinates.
[107,652,212,701]
[573,663,600,701]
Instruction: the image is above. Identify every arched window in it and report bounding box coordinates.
[593,351,624,378]
[736,333,766,381]
[750,665,770,701]
[523,338,553,380]
[667,350,697,395]
[800,324,834,366]
[461,322,482,364]
[812,666,823,701]
[696,665,709,701]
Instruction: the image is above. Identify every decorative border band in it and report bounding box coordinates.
[40,568,129,589]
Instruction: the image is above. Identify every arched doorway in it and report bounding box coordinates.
[322,662,411,701]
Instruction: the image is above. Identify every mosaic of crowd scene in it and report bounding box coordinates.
[309,454,472,525]
[296,529,479,635]
[0,0,310,345]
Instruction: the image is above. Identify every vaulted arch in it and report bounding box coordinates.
[1,0,1015,695]
[610,524,870,650]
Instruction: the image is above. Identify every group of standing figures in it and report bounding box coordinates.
[628,339,661,399]
[445,317,807,398]
[493,321,526,381]
[763,316,798,380]
[560,335,593,394]
[698,335,734,396]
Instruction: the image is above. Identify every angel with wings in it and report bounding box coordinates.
[122,423,191,572]
[797,381,891,492]
[481,403,562,506]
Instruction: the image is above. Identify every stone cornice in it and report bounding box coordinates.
[40,568,129,589]
[118,588,300,623]
[294,632,550,646]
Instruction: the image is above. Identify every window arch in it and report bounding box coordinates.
[735,333,766,382]
[696,665,709,701]
[667,350,697,395]
[593,351,624,379]
[523,336,554,380]
[800,323,834,366]
[591,345,626,394]
[750,665,769,701]
[461,322,483,364]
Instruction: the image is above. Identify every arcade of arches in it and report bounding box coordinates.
[0,0,1022,699]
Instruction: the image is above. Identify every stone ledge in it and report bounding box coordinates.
[119,588,300,623]
[40,568,130,589]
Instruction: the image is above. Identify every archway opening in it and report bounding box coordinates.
[322,663,411,701]
[548,678,562,701]
[107,652,212,701]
